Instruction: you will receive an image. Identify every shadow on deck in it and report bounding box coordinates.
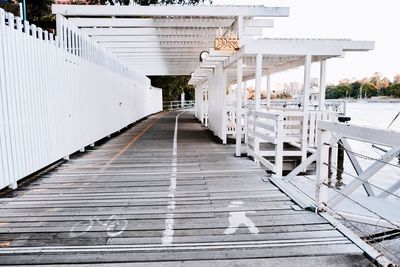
[0,111,371,266]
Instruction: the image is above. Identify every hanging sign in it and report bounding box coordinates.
[214,29,240,51]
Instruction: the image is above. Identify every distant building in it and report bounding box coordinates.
[338,78,351,85]
[282,81,301,95]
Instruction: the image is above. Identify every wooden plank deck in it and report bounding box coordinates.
[0,111,371,266]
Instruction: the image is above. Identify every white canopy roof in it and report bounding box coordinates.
[52,4,373,85]
[190,38,374,85]
[52,4,289,76]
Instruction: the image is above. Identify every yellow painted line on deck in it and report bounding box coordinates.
[0,241,10,248]
[109,112,169,164]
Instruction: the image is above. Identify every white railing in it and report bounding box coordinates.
[163,100,195,110]
[223,99,345,144]
[246,109,337,177]
[316,122,400,224]
[0,9,162,190]
[226,105,237,135]
[194,86,208,126]
[246,99,347,115]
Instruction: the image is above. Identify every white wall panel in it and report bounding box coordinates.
[0,10,162,190]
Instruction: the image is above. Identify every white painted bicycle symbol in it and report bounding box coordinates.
[69,215,128,238]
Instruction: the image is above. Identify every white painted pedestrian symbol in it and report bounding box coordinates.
[224,201,259,235]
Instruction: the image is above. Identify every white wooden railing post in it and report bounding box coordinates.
[266,74,271,108]
[254,112,260,164]
[315,124,330,211]
[243,80,248,144]
[275,114,284,177]
[235,57,243,156]
[319,60,327,111]
[301,54,312,164]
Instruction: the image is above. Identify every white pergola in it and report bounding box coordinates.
[52,4,374,157]
[190,38,373,154]
[52,4,288,76]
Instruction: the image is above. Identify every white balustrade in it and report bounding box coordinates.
[246,108,337,177]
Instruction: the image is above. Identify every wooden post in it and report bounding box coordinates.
[301,54,312,163]
[253,54,263,163]
[255,53,262,111]
[243,80,248,144]
[319,60,327,111]
[266,73,271,108]
[275,114,284,177]
[235,57,243,156]
[56,14,63,49]
[205,83,208,127]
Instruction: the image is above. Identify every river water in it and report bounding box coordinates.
[343,102,400,203]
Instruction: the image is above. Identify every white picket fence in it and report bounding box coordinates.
[0,10,162,190]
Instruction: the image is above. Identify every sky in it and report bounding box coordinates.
[213,0,400,87]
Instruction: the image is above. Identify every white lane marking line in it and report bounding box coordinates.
[162,111,185,245]
[0,238,350,253]
[224,201,259,235]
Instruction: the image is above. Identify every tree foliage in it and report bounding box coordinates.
[326,81,400,99]
[325,73,400,99]
[0,0,52,21]
[0,0,53,31]
[149,76,194,101]
[88,0,210,5]
[0,2,19,16]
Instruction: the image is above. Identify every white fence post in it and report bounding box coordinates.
[315,124,330,210]
[275,114,284,177]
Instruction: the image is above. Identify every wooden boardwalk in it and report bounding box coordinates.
[0,111,371,266]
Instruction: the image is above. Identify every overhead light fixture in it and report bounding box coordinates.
[199,51,209,62]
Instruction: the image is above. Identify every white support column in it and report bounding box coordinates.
[319,60,327,110]
[243,80,248,106]
[235,57,243,156]
[253,54,263,164]
[275,115,284,177]
[303,54,311,112]
[255,53,262,111]
[180,91,185,108]
[56,14,64,48]
[266,73,271,108]
[301,54,312,163]
[205,83,209,127]
[194,84,198,118]
[237,15,244,40]
[221,67,228,144]
[243,80,248,144]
